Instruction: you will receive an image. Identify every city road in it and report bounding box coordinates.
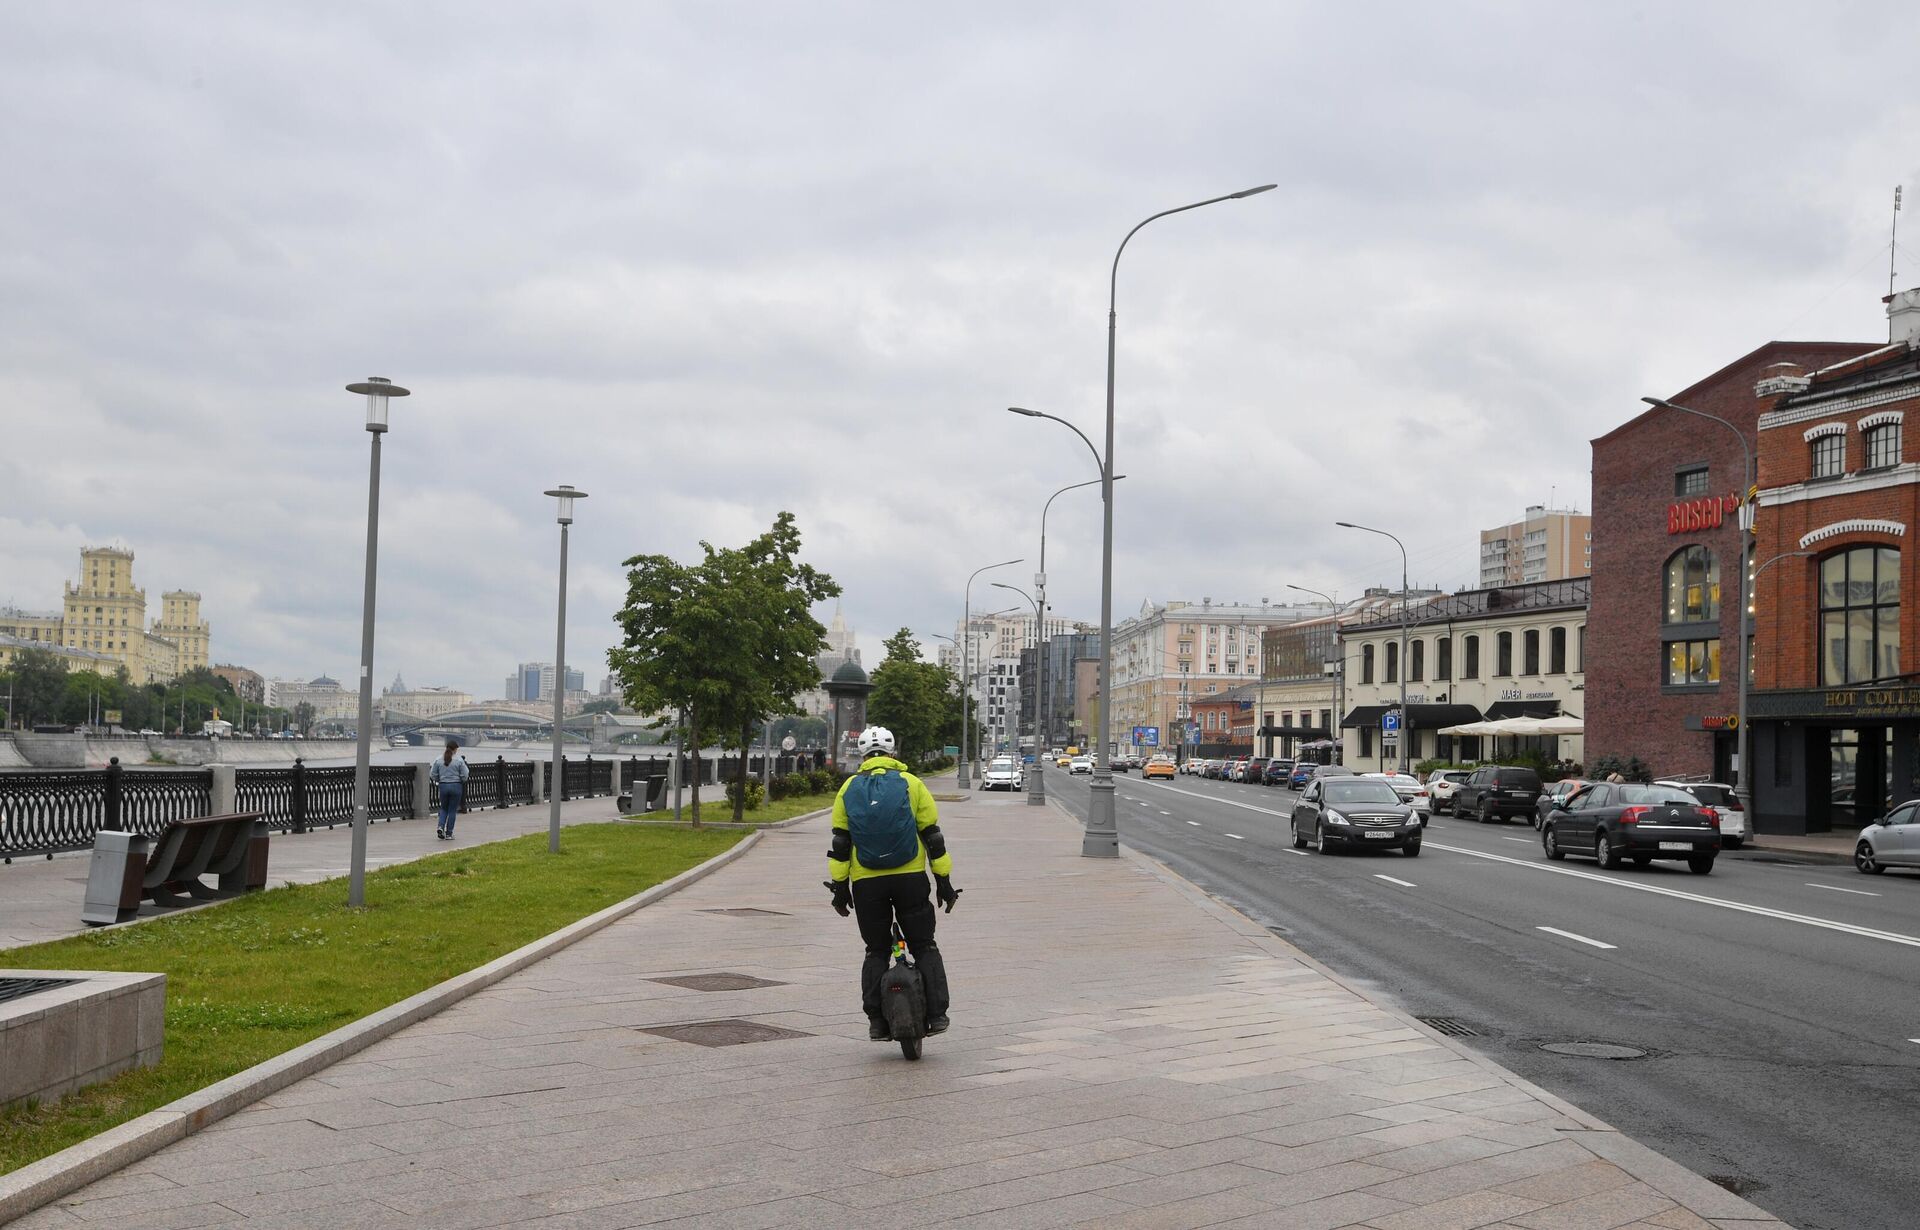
[1041,766,1920,1230]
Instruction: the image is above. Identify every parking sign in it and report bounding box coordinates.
[1381,710,1401,734]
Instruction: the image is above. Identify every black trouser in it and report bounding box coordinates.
[851,871,950,1023]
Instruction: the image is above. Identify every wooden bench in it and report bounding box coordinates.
[81,812,270,925]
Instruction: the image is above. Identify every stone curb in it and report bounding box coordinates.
[1738,839,1852,866]
[0,828,767,1225]
[1037,796,1782,1225]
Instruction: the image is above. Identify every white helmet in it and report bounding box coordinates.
[857,726,896,757]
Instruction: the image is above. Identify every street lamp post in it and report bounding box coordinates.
[1643,397,1758,815]
[992,582,1045,801]
[1287,584,1342,762]
[544,486,587,853]
[959,561,1022,789]
[1336,523,1410,773]
[1027,473,1128,805]
[1012,181,1274,857]
[345,376,408,908]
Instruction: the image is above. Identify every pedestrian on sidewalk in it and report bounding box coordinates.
[430,740,468,839]
[825,726,961,1040]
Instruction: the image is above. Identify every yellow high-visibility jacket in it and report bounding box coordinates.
[828,755,954,883]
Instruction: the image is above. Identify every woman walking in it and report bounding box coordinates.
[429,740,469,839]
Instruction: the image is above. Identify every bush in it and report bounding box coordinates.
[1586,753,1653,784]
[805,768,835,795]
[1414,759,1473,780]
[780,772,813,799]
[766,774,790,802]
[725,778,766,811]
[916,754,953,774]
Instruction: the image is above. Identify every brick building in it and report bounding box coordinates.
[1743,290,1920,832]
[1587,340,1875,788]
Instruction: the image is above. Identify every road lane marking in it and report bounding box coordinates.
[1537,926,1616,950]
[1186,820,1201,827]
[1139,781,1290,817]
[1375,875,1416,887]
[1805,883,1880,897]
[1159,810,1171,815]
[1501,836,1532,843]
[1424,840,1920,951]
[1226,833,1244,840]
[1286,849,1309,856]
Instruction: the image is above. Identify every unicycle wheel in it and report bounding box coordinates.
[899,1035,922,1061]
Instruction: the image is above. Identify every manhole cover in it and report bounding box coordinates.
[0,977,80,1005]
[649,973,787,992]
[1416,1015,1480,1037]
[637,1018,812,1047]
[1541,1041,1647,1060]
[698,907,791,917]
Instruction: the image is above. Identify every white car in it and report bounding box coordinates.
[982,757,1023,791]
[1366,772,1431,820]
[1068,755,1093,775]
[1655,780,1748,847]
[1854,801,1920,874]
[1425,769,1472,815]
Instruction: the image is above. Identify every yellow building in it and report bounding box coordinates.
[0,634,120,676]
[152,590,209,674]
[2,547,213,685]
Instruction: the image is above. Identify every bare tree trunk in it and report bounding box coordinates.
[688,702,701,827]
[733,719,754,822]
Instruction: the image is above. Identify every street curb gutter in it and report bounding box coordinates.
[0,828,767,1225]
[1036,796,1781,1225]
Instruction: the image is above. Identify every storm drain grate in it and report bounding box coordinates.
[649,973,787,992]
[0,977,80,1006]
[637,1018,812,1047]
[698,907,791,917]
[1416,1015,1479,1038]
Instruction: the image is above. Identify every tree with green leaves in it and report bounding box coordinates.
[866,629,963,767]
[1,649,71,728]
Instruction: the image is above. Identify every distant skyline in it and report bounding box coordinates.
[3,4,1915,699]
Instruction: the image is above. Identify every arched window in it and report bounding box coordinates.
[1549,627,1567,674]
[1523,629,1540,675]
[1820,547,1901,684]
[1462,634,1480,679]
[1411,640,1425,682]
[1437,636,1451,680]
[1496,631,1513,677]
[1665,546,1719,623]
[1361,644,1375,684]
[1385,642,1399,683]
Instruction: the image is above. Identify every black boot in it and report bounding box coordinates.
[868,1018,891,1041]
[926,1014,950,1035]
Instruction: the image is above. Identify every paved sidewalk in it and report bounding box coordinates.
[0,795,627,950]
[15,793,1784,1228]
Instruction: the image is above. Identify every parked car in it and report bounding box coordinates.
[1243,757,1269,784]
[1656,780,1748,848]
[1143,756,1177,780]
[1366,772,1430,822]
[1854,800,1920,874]
[1534,778,1591,828]
[1112,756,1133,773]
[1452,765,1545,824]
[1203,760,1225,780]
[1541,781,1721,873]
[1425,769,1472,815]
[1068,755,1093,775]
[1291,776,1422,856]
[1288,761,1320,789]
[982,757,1023,791]
[1262,758,1295,786]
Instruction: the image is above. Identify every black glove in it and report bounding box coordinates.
[934,874,961,913]
[824,880,851,916]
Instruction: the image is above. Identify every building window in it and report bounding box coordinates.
[1359,725,1372,756]
[1550,626,1567,674]
[1820,546,1901,685]
[1664,639,1721,685]
[1361,644,1375,684]
[1664,545,1719,623]
[1320,709,1332,731]
[1410,639,1424,681]
[1436,636,1451,680]
[1523,629,1540,675]
[1462,635,1480,679]
[1865,422,1902,470]
[1810,432,1846,479]
[1384,642,1398,683]
[1674,466,1709,496]
[1495,631,1513,677]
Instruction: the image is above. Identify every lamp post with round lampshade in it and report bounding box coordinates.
[545,485,587,853]
[345,377,408,908]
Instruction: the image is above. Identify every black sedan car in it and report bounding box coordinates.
[1291,777,1421,856]
[1541,782,1721,874]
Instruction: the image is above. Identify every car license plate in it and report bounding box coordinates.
[1365,830,1396,839]
[1658,841,1691,851]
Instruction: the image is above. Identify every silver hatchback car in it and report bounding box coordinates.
[1855,800,1920,875]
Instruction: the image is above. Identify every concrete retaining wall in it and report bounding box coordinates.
[0,734,361,770]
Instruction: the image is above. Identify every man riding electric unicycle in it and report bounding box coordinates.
[825,727,960,1052]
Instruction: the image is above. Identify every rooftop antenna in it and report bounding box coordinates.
[1891,185,1904,343]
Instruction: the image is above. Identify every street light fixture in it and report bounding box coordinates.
[959,560,1022,789]
[1026,473,1128,805]
[991,581,1045,800]
[1642,396,1758,815]
[344,376,408,908]
[1336,522,1410,773]
[544,485,587,853]
[1009,180,1274,859]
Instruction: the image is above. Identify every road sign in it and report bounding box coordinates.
[943,745,959,756]
[1381,711,1401,734]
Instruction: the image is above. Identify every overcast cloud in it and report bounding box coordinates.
[3,2,1917,698]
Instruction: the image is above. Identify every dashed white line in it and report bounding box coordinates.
[1375,874,1416,888]
[1226,833,1244,841]
[1159,810,1171,815]
[1805,883,1879,897]
[1186,820,1201,827]
[1286,849,1309,856]
[1537,926,1617,950]
[1501,836,1532,843]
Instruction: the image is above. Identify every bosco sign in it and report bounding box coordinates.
[1667,494,1735,535]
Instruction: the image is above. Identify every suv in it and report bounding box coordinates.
[1243,757,1269,784]
[1655,780,1748,848]
[1263,758,1295,786]
[1425,769,1472,815]
[1453,766,1545,823]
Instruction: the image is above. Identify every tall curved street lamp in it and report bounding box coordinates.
[1008,178,1275,859]
[1336,522,1410,773]
[1025,473,1127,805]
[991,581,1045,801]
[959,559,1023,789]
[1643,396,1758,816]
[545,485,587,853]
[345,376,408,909]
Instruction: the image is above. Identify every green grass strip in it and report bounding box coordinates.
[0,822,742,1174]
[647,788,839,826]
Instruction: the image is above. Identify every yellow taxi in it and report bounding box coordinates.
[1143,756,1177,780]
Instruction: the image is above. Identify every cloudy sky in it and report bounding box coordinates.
[3,3,1917,699]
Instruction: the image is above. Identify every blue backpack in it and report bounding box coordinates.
[844,768,920,869]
